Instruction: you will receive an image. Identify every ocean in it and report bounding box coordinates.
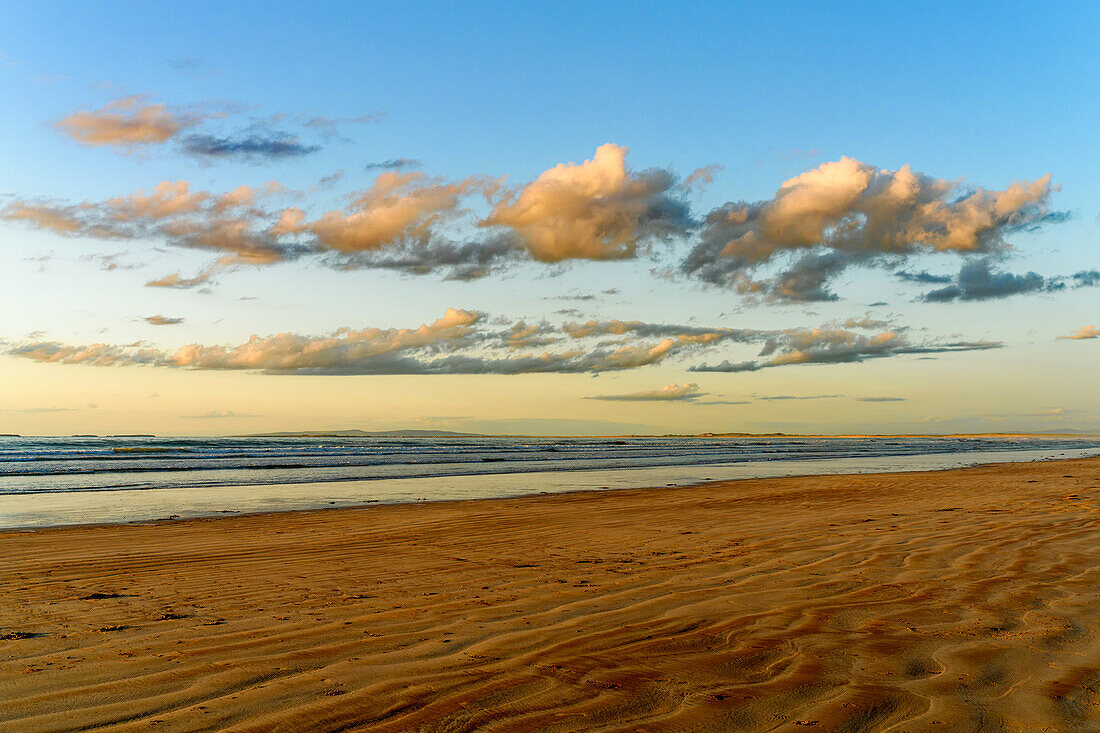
[2,434,1098,528]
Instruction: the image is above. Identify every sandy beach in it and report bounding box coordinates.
[2,457,1099,732]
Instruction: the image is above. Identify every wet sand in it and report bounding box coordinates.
[1,457,1099,732]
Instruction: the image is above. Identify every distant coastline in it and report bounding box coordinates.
[1,430,1098,439]
[239,429,486,438]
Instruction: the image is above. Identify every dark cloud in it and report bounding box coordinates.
[688,359,760,373]
[1072,270,1100,287]
[854,396,906,402]
[901,261,1099,302]
[364,158,421,171]
[921,259,1057,302]
[895,270,953,284]
[318,170,345,188]
[336,233,520,281]
[166,57,220,79]
[549,294,598,301]
[181,133,320,161]
[168,57,204,72]
[767,250,852,302]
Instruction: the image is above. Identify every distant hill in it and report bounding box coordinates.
[239,429,485,438]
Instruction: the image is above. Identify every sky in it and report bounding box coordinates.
[0,1,1097,436]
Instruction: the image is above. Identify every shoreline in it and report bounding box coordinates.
[3,444,1099,531]
[2,456,1099,731]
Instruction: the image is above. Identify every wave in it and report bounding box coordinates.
[0,435,1097,497]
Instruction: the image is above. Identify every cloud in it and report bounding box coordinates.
[2,180,292,265]
[1071,270,1100,288]
[1,201,87,235]
[854,396,907,402]
[166,308,482,372]
[7,341,165,367]
[586,383,704,402]
[180,133,321,161]
[167,57,203,72]
[561,319,746,343]
[901,261,1099,302]
[145,268,215,289]
[6,309,1004,381]
[302,114,381,139]
[303,171,495,253]
[765,250,851,302]
[754,394,844,401]
[3,310,735,376]
[55,96,193,148]
[4,407,75,413]
[339,232,519,281]
[53,96,379,159]
[504,321,557,349]
[843,314,891,329]
[895,269,954,284]
[1060,325,1100,340]
[0,151,690,281]
[182,410,260,419]
[682,165,723,192]
[691,328,1001,373]
[364,158,421,171]
[682,157,1060,300]
[268,172,523,279]
[144,315,184,326]
[921,259,1057,302]
[167,57,220,79]
[317,171,345,188]
[6,141,1079,300]
[1020,408,1066,417]
[481,143,693,262]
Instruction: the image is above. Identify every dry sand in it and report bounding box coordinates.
[2,457,1099,732]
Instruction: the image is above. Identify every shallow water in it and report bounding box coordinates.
[3,434,1098,494]
[1,435,1098,529]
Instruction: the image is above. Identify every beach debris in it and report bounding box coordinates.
[79,592,127,600]
[0,630,41,641]
[152,611,190,620]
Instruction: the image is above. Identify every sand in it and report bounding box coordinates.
[1,457,1099,732]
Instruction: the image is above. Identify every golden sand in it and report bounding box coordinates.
[2,457,1099,731]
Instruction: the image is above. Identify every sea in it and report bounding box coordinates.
[2,434,1098,529]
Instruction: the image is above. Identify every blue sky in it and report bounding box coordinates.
[0,1,1097,435]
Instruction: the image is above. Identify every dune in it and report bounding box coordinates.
[1,457,1099,731]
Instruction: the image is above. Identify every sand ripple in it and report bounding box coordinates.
[2,458,1099,731]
